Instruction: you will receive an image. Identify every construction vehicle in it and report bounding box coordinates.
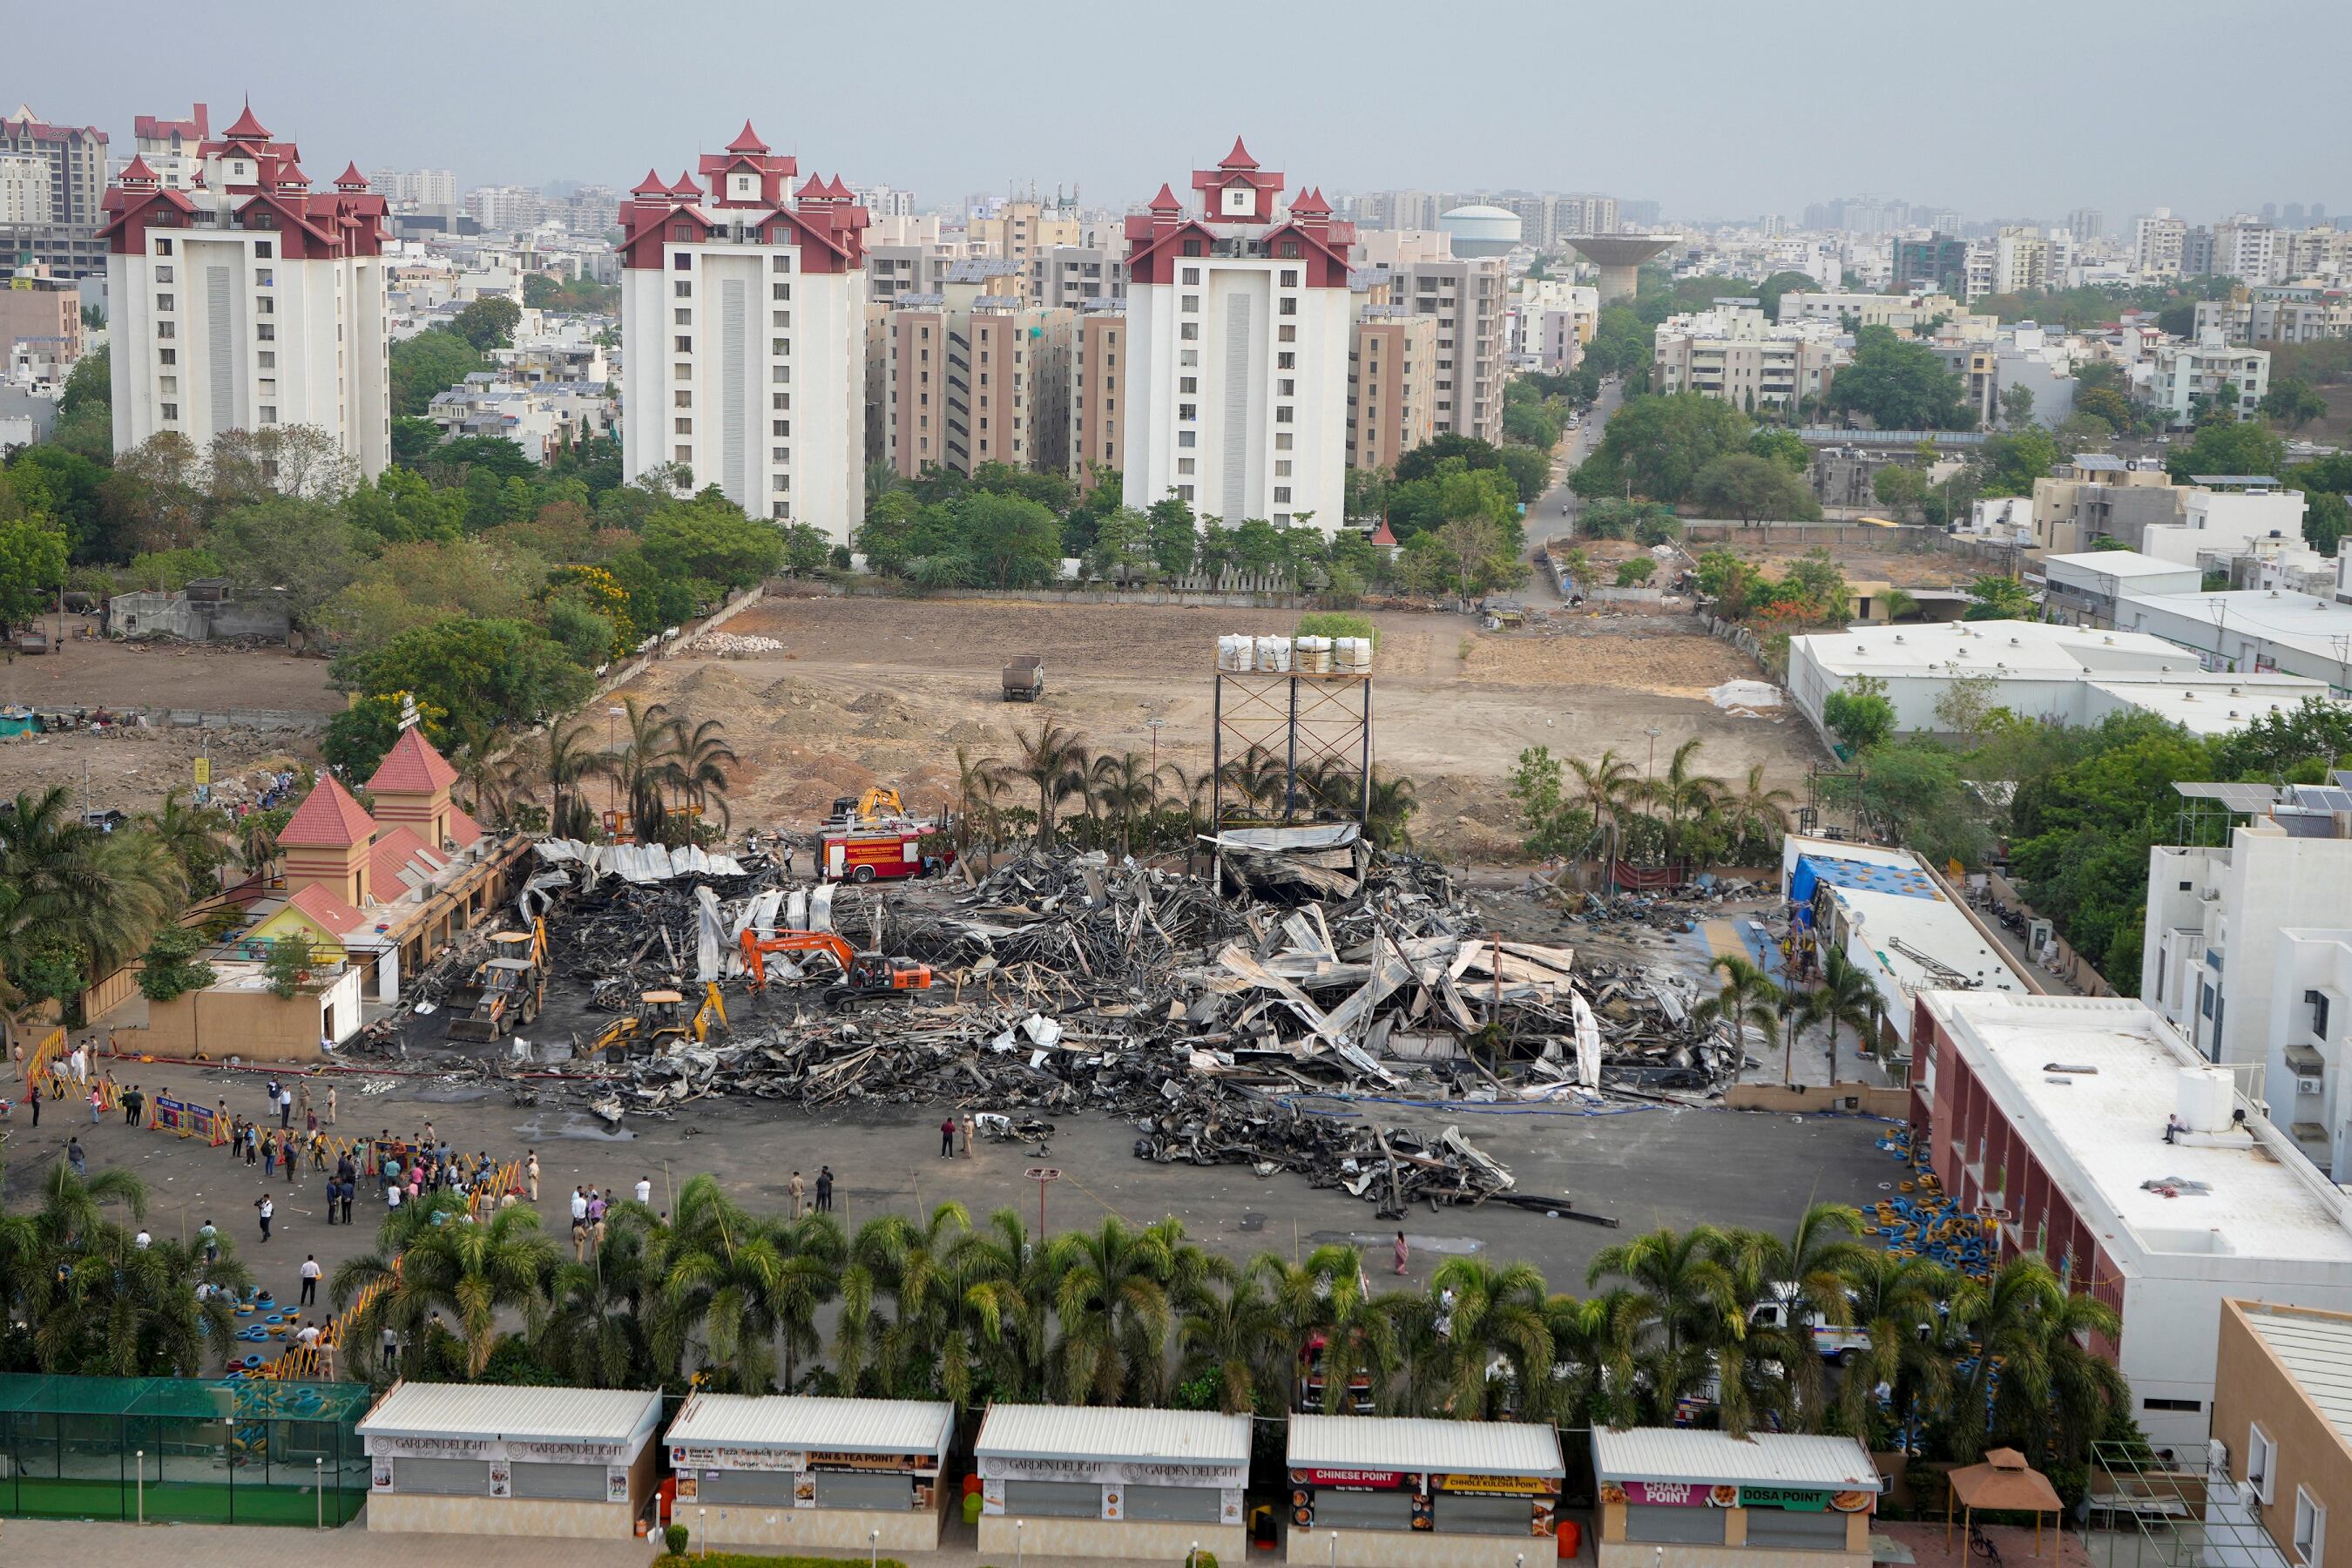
[585,981,729,1061]
[1003,656,1044,702]
[446,923,546,1043]
[823,787,906,828]
[738,929,934,1008]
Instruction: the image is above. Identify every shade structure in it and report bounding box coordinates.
[1945,1448,2064,1557]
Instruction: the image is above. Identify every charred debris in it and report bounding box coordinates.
[384,835,1761,1225]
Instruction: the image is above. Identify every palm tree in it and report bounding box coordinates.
[1836,1250,1958,1443]
[1878,587,1919,623]
[1727,765,1797,855]
[951,744,1010,862]
[609,697,680,844]
[1365,770,1418,849]
[1951,1255,2128,1464]
[537,1213,659,1389]
[1216,743,1288,821]
[649,1173,823,1393]
[1637,739,1726,862]
[997,720,1091,847]
[389,1200,558,1376]
[1586,1226,1738,1422]
[1428,1256,1554,1417]
[1693,954,1781,1087]
[1254,1246,1374,1412]
[834,1203,970,1398]
[0,787,184,1048]
[1047,1215,1206,1405]
[1566,750,1640,881]
[664,713,738,833]
[1792,950,1883,1083]
[1085,752,1160,858]
[447,715,511,827]
[1176,1260,1281,1414]
[951,1208,1052,1402]
[1365,1289,1451,1418]
[139,787,234,892]
[1538,1288,1646,1428]
[539,713,607,841]
[1711,1204,1868,1435]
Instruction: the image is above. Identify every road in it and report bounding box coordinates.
[1521,378,1625,607]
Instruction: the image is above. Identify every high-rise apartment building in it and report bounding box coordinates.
[968,198,1082,291]
[1119,139,1352,531]
[0,105,109,278]
[132,105,209,190]
[882,259,1071,479]
[369,168,459,208]
[98,104,391,474]
[1383,249,1509,444]
[1991,226,2053,294]
[1068,301,1125,489]
[1346,298,1437,474]
[2213,216,2281,284]
[2065,206,2105,243]
[853,185,916,220]
[618,120,871,537]
[1894,233,1970,296]
[0,157,49,226]
[1034,245,1125,311]
[2134,211,2187,277]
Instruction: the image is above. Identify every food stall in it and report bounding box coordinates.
[357,1382,662,1538]
[1592,1428,1881,1567]
[664,1393,956,1553]
[975,1404,1248,1562]
[1286,1413,1564,1565]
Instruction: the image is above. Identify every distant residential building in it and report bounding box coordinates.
[2027,454,2180,555]
[866,238,960,305]
[2213,216,2281,284]
[1033,244,1125,312]
[370,168,459,208]
[0,155,50,226]
[429,371,614,463]
[1512,274,1598,368]
[967,197,1082,287]
[1384,250,1510,443]
[616,121,872,538]
[1893,232,1968,296]
[882,259,1071,480]
[0,271,85,376]
[0,105,109,278]
[1119,139,1351,531]
[1346,295,1437,475]
[1652,303,1847,414]
[131,104,208,190]
[2134,211,2188,277]
[2066,206,2105,243]
[98,105,391,476]
[2146,331,2268,425]
[1777,290,1960,332]
[852,185,916,220]
[1990,226,2056,294]
[2286,225,2352,280]
[1067,301,1125,488]
[2195,285,2352,345]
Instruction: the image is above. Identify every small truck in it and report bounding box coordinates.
[1002,656,1045,701]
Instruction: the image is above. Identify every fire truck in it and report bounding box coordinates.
[817,787,956,883]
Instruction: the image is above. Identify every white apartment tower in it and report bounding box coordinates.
[98,103,391,476]
[1120,139,1351,532]
[618,121,870,539]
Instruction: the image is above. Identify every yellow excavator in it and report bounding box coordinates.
[824,787,906,828]
[446,922,546,1043]
[585,981,728,1060]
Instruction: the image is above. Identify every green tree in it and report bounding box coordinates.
[1747,427,1810,474]
[1691,954,1781,1086]
[1572,393,1754,504]
[57,343,109,418]
[260,931,317,999]
[0,513,69,630]
[450,295,523,353]
[1822,676,1896,752]
[206,497,358,622]
[961,491,1064,588]
[1951,1255,2128,1464]
[1962,573,2037,620]
[1047,1216,1206,1406]
[2258,377,2327,430]
[1997,382,2037,430]
[640,496,785,587]
[1691,452,1821,524]
[331,616,591,737]
[1614,558,1655,586]
[1828,326,1971,429]
[1872,463,1929,519]
[996,720,1091,845]
[389,328,487,418]
[2162,418,2286,484]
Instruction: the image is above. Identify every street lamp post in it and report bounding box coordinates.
[607,703,625,821]
[1645,724,1661,779]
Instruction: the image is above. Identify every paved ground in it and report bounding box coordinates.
[8,1037,1903,1318]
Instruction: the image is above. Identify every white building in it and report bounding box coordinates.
[2139,481,2310,571]
[2041,548,2203,625]
[2145,782,2352,1180]
[1775,290,1961,333]
[2146,331,2268,426]
[0,154,47,225]
[1914,990,2352,1453]
[1120,139,1351,531]
[1651,302,1848,413]
[618,121,871,539]
[1787,618,2328,744]
[2134,211,2188,278]
[130,105,209,190]
[2114,589,2352,691]
[97,105,391,476]
[1781,835,2034,1058]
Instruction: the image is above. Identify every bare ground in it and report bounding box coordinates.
[609,594,1825,862]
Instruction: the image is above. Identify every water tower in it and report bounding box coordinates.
[1567,233,1674,303]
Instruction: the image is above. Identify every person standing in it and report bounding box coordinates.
[939,1116,956,1157]
[26,1081,37,1127]
[960,1112,975,1159]
[300,1254,321,1305]
[340,1180,355,1226]
[1392,1231,1409,1276]
[786,1170,806,1218]
[326,1085,337,1125]
[199,1219,219,1262]
[814,1165,834,1213]
[525,1150,539,1202]
[66,1136,86,1176]
[255,1193,274,1243]
[122,1083,139,1125]
[278,1085,292,1130]
[89,1084,104,1124]
[385,1181,402,1215]
[635,1173,653,1206]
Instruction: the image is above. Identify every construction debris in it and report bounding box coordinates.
[410,840,1767,1223]
[687,630,787,657]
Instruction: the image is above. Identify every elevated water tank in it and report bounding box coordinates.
[2175,1065,2234,1133]
[1439,204,1523,258]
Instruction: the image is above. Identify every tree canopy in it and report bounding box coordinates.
[1828,327,1971,430]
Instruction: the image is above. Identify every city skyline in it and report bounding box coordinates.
[14,0,2348,225]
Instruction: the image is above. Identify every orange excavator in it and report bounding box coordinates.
[737,929,935,1009]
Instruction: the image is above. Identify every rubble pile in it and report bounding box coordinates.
[687,631,787,657]
[458,841,1752,1220]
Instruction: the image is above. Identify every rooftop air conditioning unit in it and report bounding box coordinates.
[2296,1076,2323,1095]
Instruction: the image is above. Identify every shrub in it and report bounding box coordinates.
[663,1524,690,1556]
[1296,610,1376,648]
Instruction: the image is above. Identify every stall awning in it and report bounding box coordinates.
[667,1394,955,1456]
[1592,1428,1881,1492]
[976,1404,1249,1466]
[358,1382,661,1446]
[1290,1415,1562,1478]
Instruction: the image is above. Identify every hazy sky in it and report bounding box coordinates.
[19,0,2346,223]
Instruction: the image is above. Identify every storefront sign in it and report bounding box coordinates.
[365,1434,491,1461]
[1290,1468,1410,1490]
[365,1432,635,1464]
[976,1455,1246,1488]
[1220,1489,1244,1525]
[1738,1486,1830,1512]
[676,1473,699,1503]
[371,1460,395,1492]
[1435,1473,1560,1497]
[806,1450,936,1474]
[605,1467,631,1504]
[508,1438,631,1464]
[670,1443,804,1472]
[1604,1481,1740,1507]
[487,1462,512,1498]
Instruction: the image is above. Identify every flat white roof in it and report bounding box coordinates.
[1793,618,2195,681]
[1923,994,2352,1265]
[667,1394,955,1456]
[2121,590,2352,662]
[1289,1415,1563,1477]
[359,1382,662,1444]
[2044,550,2200,580]
[975,1405,1250,1466]
[1592,1428,1882,1491]
[1823,882,2031,1000]
[2085,677,2331,736]
[2237,1301,2352,1450]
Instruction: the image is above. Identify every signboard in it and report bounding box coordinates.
[194,758,211,786]
[975,1455,1246,1488]
[1101,1485,1123,1521]
[1290,1468,1409,1490]
[671,1443,802,1473]
[676,1473,698,1503]
[371,1460,394,1492]
[1435,1474,1559,1497]
[487,1462,512,1498]
[1739,1485,1830,1512]
[364,1432,637,1463]
[605,1467,632,1504]
[1220,1489,1244,1524]
[1602,1481,1871,1514]
[807,1450,934,1473]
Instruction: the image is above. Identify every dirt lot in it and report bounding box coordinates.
[610,594,1821,862]
[1663,524,1981,590]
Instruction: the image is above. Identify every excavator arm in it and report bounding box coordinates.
[738,929,858,992]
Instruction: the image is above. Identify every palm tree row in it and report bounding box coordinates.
[463,698,738,847]
[320,1181,2125,1473]
[1566,740,1794,869]
[962,720,1419,861]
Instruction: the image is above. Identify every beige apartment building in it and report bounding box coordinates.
[968,199,1083,291]
[1068,301,1125,489]
[1348,305,1437,473]
[2028,454,2181,553]
[1385,253,1506,443]
[883,258,1072,479]
[1034,244,1125,311]
[1652,305,1845,413]
[2208,1299,2350,1568]
[0,272,84,374]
